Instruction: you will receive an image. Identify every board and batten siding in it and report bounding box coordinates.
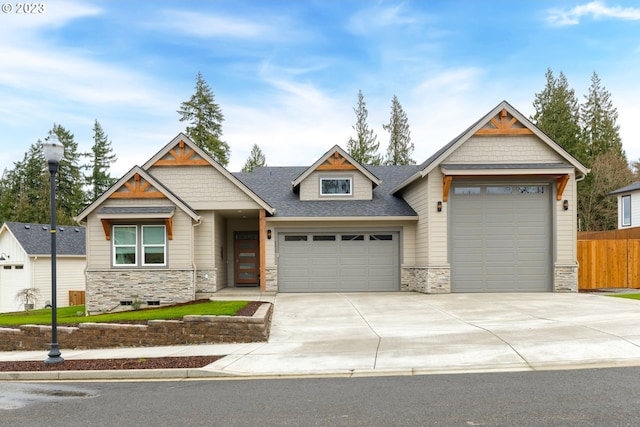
[32,257,85,308]
[299,170,373,201]
[147,165,259,209]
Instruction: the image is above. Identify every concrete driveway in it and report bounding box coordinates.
[211,292,640,376]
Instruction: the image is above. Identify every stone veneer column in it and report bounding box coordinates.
[554,264,579,292]
[265,267,278,292]
[401,266,451,293]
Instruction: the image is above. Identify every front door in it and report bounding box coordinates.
[234,231,259,286]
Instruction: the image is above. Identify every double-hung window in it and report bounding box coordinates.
[113,225,166,266]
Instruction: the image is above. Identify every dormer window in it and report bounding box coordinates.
[321,177,352,196]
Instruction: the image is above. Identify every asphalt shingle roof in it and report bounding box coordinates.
[3,222,86,256]
[609,181,640,196]
[234,165,420,217]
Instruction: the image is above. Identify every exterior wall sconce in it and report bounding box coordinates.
[437,201,443,212]
[0,252,9,261]
[267,229,272,240]
[563,200,569,211]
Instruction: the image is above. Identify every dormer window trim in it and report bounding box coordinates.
[320,176,353,197]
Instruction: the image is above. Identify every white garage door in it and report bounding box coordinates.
[278,232,400,292]
[450,183,551,292]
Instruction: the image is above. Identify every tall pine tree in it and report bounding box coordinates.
[0,142,49,224]
[241,144,267,172]
[531,69,586,164]
[581,71,624,160]
[178,72,230,166]
[383,95,414,165]
[85,120,117,203]
[347,90,381,165]
[50,124,85,225]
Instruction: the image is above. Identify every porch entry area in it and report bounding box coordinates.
[234,231,259,287]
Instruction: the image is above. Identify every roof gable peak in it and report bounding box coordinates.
[292,145,381,188]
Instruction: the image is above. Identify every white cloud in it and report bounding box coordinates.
[348,3,423,35]
[153,9,275,39]
[547,1,640,26]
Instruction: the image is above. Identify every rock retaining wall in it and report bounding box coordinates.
[0,303,272,352]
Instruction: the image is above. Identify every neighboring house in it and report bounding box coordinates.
[609,182,640,229]
[0,222,86,313]
[75,101,589,313]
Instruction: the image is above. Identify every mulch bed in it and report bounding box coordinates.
[0,300,266,372]
[0,356,223,371]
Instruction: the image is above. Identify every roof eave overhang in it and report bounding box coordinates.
[265,215,418,222]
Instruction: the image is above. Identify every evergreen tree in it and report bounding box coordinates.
[178,72,230,166]
[383,95,414,165]
[85,120,117,203]
[241,144,266,172]
[579,151,633,230]
[531,69,586,163]
[0,143,49,224]
[581,71,624,160]
[347,90,382,165]
[50,124,85,224]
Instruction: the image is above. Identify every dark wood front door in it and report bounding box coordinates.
[234,232,259,285]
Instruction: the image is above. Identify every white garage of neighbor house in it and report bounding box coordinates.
[0,222,86,313]
[75,101,588,313]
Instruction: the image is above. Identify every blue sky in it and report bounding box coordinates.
[1,0,639,175]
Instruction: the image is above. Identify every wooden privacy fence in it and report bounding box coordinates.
[577,229,640,289]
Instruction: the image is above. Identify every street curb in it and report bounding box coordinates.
[3,359,640,381]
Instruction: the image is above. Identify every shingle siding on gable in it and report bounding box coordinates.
[299,170,373,201]
[444,135,561,164]
[147,165,260,208]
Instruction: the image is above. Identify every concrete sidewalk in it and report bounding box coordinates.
[1,292,639,381]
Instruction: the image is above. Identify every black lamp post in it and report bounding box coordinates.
[43,134,65,365]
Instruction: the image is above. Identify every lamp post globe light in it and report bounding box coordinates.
[43,134,65,365]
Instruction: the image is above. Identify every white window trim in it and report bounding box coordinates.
[320,177,353,196]
[622,195,631,227]
[113,225,137,266]
[112,224,167,267]
[142,225,167,267]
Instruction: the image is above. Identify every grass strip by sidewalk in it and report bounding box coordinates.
[608,293,640,300]
[0,300,249,327]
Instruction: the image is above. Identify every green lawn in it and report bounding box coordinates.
[0,300,249,327]
[608,293,640,300]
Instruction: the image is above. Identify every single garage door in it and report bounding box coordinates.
[450,183,551,292]
[278,231,400,292]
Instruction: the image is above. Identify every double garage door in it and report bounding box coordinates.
[450,183,552,292]
[278,231,400,292]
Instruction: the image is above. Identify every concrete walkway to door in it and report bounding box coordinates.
[208,291,640,376]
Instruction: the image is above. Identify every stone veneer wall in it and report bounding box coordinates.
[265,267,278,292]
[86,269,195,314]
[554,264,579,292]
[0,304,272,351]
[195,268,218,297]
[402,266,451,293]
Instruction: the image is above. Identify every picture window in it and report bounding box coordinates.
[320,178,352,196]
